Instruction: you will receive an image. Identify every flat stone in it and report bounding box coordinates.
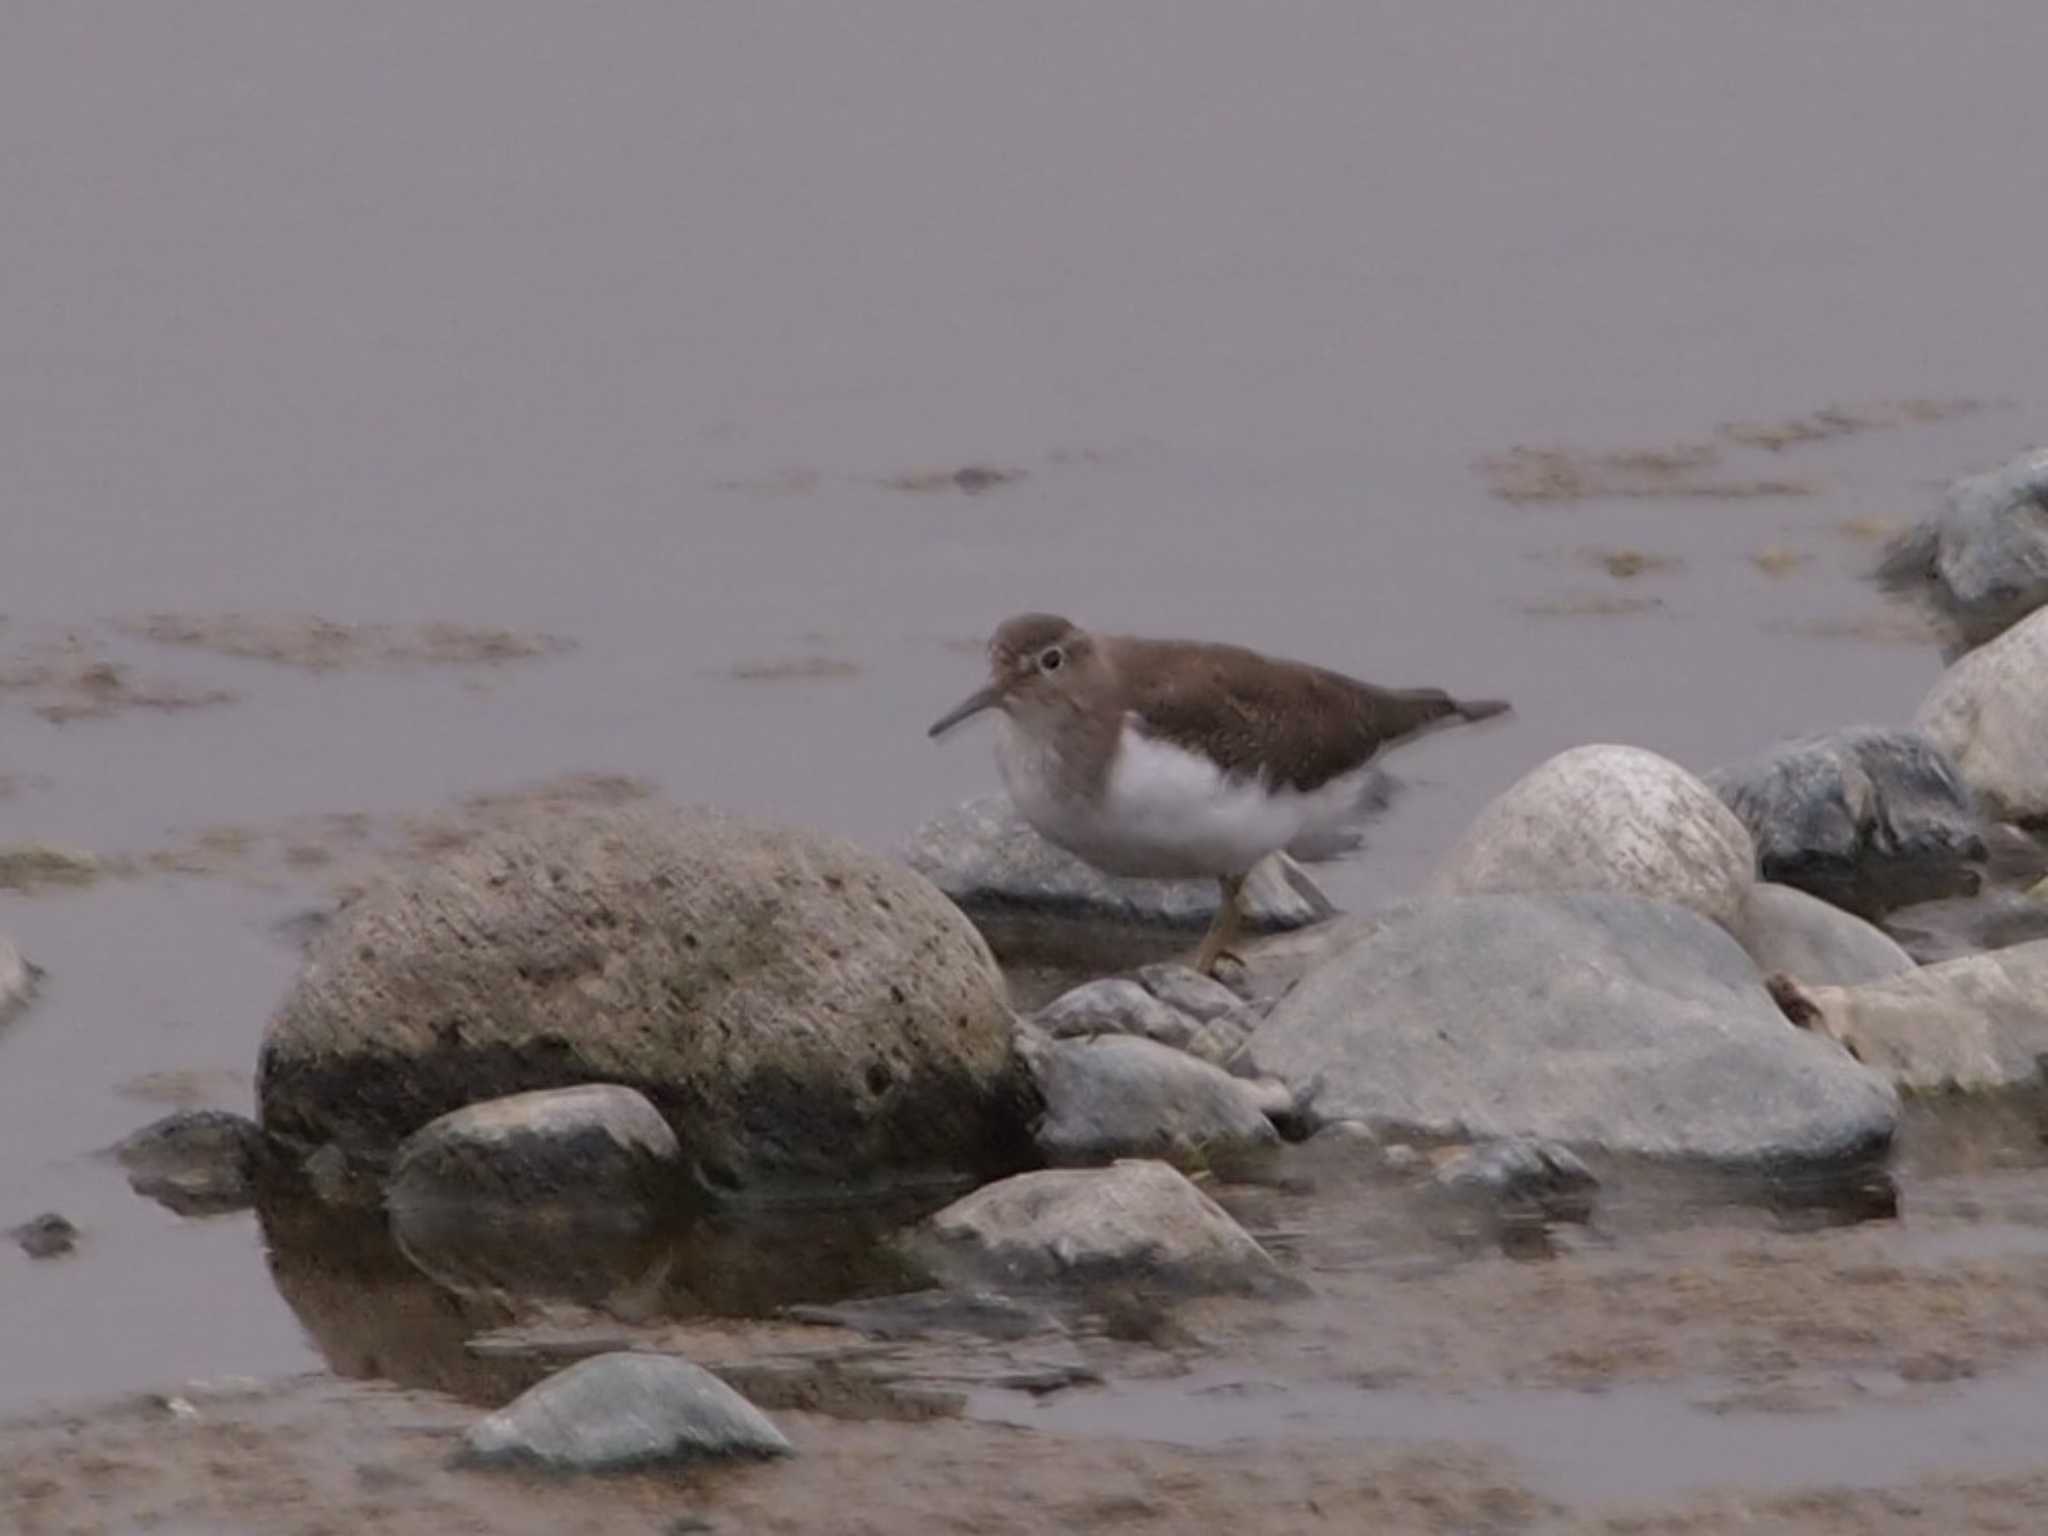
[1882,888,2048,965]
[388,1084,681,1213]
[1706,728,1984,918]
[903,795,1337,959]
[1134,964,1246,1023]
[1031,1035,1281,1165]
[457,1352,790,1471]
[1916,605,2048,825]
[1246,892,1896,1170]
[1771,940,2048,1093]
[1876,447,2048,655]
[1731,882,1918,987]
[1032,979,1197,1050]
[1432,745,1757,931]
[915,1160,1286,1295]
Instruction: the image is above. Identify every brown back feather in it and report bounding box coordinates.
[1108,636,1507,793]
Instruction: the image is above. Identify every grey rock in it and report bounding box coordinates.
[915,1160,1286,1295]
[1134,964,1245,1023]
[1032,978,1196,1050]
[1031,1035,1281,1165]
[1772,940,2048,1093]
[388,1085,681,1213]
[1876,447,2048,655]
[1433,1139,1599,1225]
[457,1352,790,1471]
[1884,887,2048,965]
[1706,727,1984,918]
[111,1109,270,1216]
[0,937,37,1028]
[9,1212,77,1259]
[1916,606,2048,825]
[1731,882,1918,986]
[1432,745,1756,930]
[258,805,1036,1195]
[1181,1010,1254,1069]
[1246,892,1896,1169]
[904,795,1337,957]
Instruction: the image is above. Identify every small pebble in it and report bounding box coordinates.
[10,1212,78,1258]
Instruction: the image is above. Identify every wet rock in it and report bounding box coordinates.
[1916,606,2048,825]
[0,936,38,1027]
[1031,978,1196,1050]
[1246,892,1896,1170]
[1134,964,1245,1023]
[1432,1139,1599,1225]
[914,1160,1286,1295]
[9,1211,77,1258]
[1706,728,1985,918]
[1731,882,1918,986]
[1876,447,2048,655]
[456,1352,791,1471]
[393,1204,675,1309]
[111,1108,270,1216]
[904,795,1337,964]
[388,1085,681,1214]
[258,805,1036,1195]
[1881,887,2048,965]
[1031,1035,1281,1166]
[1431,745,1756,930]
[1772,940,2048,1093]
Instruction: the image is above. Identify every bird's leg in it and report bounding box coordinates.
[1192,873,1247,977]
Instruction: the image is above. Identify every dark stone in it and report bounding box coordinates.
[1707,727,1984,919]
[10,1211,77,1258]
[110,1109,271,1216]
[1876,447,2048,656]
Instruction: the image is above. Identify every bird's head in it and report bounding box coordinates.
[928,613,1101,737]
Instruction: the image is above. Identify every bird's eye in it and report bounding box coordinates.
[1039,646,1064,672]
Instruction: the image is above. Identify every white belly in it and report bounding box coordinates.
[996,715,1374,879]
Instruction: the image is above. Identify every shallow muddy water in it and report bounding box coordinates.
[5,1,2048,1525]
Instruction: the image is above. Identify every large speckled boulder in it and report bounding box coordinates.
[1915,606,2048,825]
[1432,745,1756,930]
[258,805,1037,1195]
[1246,892,1896,1170]
[1706,728,1984,918]
[1877,448,2048,656]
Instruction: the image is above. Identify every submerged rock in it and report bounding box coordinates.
[258,805,1036,1196]
[1876,447,2048,656]
[1030,1034,1281,1166]
[1916,606,2048,825]
[111,1108,270,1216]
[904,795,1337,964]
[1432,745,1756,930]
[1246,892,1896,1170]
[9,1212,77,1259]
[387,1085,681,1214]
[1731,882,1918,986]
[457,1352,791,1471]
[1706,728,1984,918]
[1432,1138,1598,1224]
[914,1160,1286,1295]
[1772,940,2048,1093]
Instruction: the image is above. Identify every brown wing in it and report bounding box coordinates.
[1112,637,1494,793]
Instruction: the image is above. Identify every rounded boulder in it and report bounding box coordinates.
[258,805,1036,1195]
[1432,744,1756,930]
